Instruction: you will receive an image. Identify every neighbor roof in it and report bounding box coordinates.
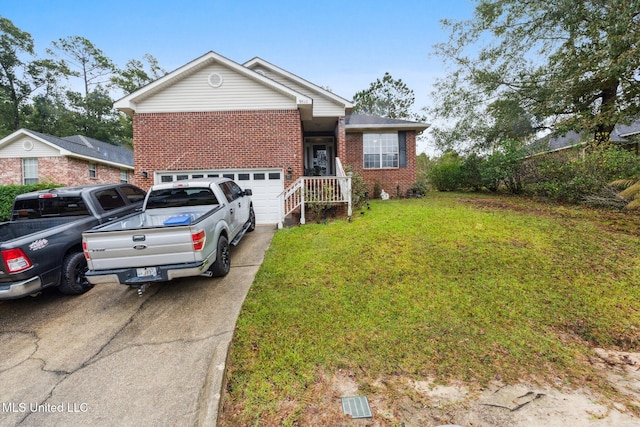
[0,129,133,168]
[613,118,640,138]
[527,118,640,156]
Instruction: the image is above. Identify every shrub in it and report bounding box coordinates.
[528,145,640,204]
[479,153,503,192]
[482,139,527,194]
[343,165,368,208]
[0,182,62,221]
[428,151,465,191]
[460,153,484,191]
[406,181,429,197]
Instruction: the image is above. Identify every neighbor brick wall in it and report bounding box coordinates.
[55,157,125,185]
[0,158,21,184]
[0,156,127,186]
[344,131,418,197]
[132,110,303,190]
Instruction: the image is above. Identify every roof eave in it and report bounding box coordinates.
[66,153,134,169]
[345,123,430,132]
[619,131,640,138]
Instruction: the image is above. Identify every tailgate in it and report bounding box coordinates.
[84,226,199,270]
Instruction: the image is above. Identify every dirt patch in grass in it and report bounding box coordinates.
[457,196,640,237]
[222,350,640,426]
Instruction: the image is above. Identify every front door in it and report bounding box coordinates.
[304,137,334,176]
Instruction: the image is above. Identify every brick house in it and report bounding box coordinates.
[0,129,133,186]
[115,51,429,225]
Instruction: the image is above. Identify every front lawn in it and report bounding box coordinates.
[220,193,640,425]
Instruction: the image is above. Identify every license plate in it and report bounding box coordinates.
[136,267,157,278]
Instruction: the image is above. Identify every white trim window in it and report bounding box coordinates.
[89,162,97,179]
[23,158,38,184]
[363,133,399,169]
[120,170,129,183]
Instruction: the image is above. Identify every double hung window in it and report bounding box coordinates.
[23,158,38,184]
[363,133,399,169]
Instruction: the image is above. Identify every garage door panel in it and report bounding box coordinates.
[156,169,283,225]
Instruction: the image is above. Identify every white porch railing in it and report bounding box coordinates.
[278,158,352,228]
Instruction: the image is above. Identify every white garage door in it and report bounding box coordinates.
[156,168,284,225]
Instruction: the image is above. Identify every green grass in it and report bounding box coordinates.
[221,193,640,424]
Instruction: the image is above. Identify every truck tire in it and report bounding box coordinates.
[210,235,230,277]
[248,205,256,232]
[58,252,94,295]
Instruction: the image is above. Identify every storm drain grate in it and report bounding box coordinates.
[341,395,372,419]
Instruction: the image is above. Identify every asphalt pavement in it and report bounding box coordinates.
[0,225,275,427]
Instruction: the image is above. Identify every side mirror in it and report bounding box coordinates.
[243,189,252,196]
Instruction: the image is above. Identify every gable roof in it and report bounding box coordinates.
[114,51,313,118]
[0,129,133,169]
[528,118,640,155]
[345,114,430,132]
[243,56,353,111]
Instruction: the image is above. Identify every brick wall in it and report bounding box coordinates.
[132,110,303,190]
[344,131,418,197]
[56,157,125,185]
[0,158,21,184]
[0,156,127,186]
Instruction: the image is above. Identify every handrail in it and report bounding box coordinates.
[278,158,352,227]
[336,157,346,177]
[334,157,352,218]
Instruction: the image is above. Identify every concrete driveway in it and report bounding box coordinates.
[0,225,275,427]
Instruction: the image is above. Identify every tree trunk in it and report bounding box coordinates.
[594,78,619,144]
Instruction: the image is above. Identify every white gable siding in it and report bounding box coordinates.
[257,70,346,117]
[0,137,60,158]
[134,63,297,113]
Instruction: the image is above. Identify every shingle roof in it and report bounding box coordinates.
[612,119,640,138]
[345,114,429,131]
[529,118,640,155]
[26,130,133,167]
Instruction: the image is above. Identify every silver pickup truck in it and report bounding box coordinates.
[82,178,255,290]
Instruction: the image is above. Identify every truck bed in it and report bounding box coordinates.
[0,217,83,243]
[93,206,216,231]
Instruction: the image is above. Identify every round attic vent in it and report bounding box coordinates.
[22,140,34,151]
[208,72,223,88]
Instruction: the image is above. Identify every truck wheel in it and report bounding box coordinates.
[248,205,256,232]
[58,252,94,295]
[210,235,230,277]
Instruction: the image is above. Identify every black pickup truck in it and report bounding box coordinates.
[0,183,146,299]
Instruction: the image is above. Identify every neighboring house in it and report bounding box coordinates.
[528,119,640,157]
[114,51,429,225]
[0,129,133,186]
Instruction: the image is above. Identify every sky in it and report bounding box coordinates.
[2,0,476,154]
